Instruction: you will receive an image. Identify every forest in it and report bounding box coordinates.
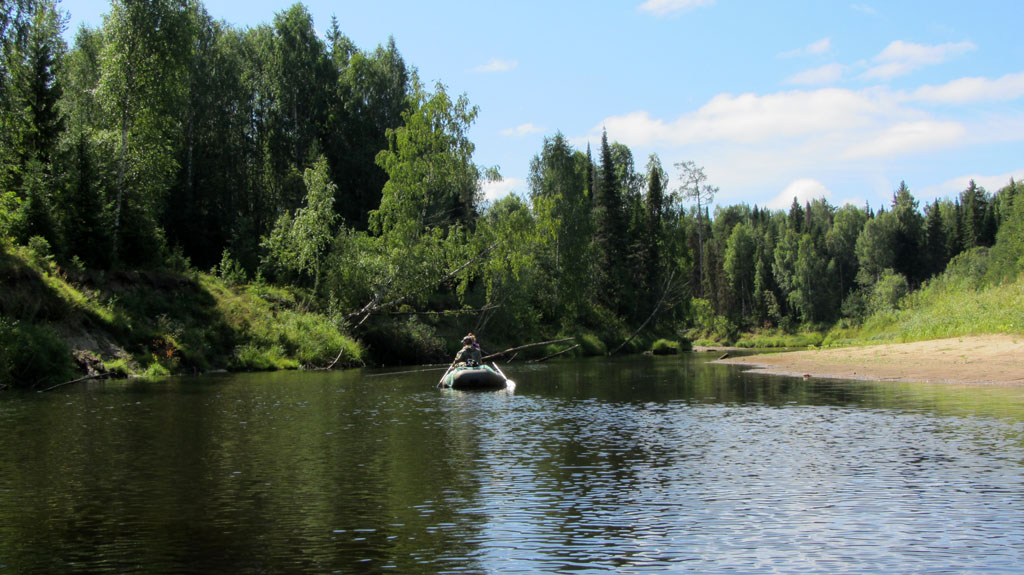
[2,0,1023,387]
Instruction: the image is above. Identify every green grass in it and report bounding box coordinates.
[734,331,825,349]
[1,244,364,388]
[651,339,683,354]
[576,332,607,356]
[828,273,1024,346]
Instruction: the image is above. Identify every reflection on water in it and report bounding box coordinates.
[2,354,1023,573]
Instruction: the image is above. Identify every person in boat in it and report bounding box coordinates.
[453,334,482,367]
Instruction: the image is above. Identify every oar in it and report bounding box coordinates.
[490,362,515,389]
[436,360,457,389]
[490,361,507,380]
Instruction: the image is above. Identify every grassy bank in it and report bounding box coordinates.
[0,244,363,389]
[824,271,1024,347]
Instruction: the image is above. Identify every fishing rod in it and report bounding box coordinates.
[364,365,450,378]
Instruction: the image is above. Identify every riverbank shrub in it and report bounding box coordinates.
[734,331,824,349]
[230,344,300,371]
[0,245,365,383]
[576,332,607,356]
[651,339,680,355]
[824,245,1024,345]
[0,318,72,389]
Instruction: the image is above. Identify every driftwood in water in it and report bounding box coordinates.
[530,343,580,363]
[482,337,576,362]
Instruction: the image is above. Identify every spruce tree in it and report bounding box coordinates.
[923,199,947,278]
[594,129,628,310]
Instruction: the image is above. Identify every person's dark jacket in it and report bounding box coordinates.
[454,345,482,366]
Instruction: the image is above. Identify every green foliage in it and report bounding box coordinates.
[724,222,756,318]
[4,0,1023,377]
[372,80,482,236]
[26,235,54,269]
[689,298,716,334]
[826,204,867,295]
[0,192,21,242]
[869,270,909,314]
[593,130,630,313]
[734,331,824,349]
[471,195,543,342]
[856,211,898,287]
[529,132,593,324]
[360,316,446,365]
[102,357,132,378]
[230,344,299,371]
[576,332,607,356]
[260,156,338,290]
[651,339,680,355]
[829,245,1024,344]
[99,0,192,266]
[209,278,362,368]
[0,316,71,389]
[986,191,1024,284]
[217,249,247,286]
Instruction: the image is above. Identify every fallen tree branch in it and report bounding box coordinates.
[345,242,497,328]
[610,270,678,356]
[382,304,501,316]
[529,343,580,363]
[38,374,108,390]
[319,347,347,371]
[482,337,576,362]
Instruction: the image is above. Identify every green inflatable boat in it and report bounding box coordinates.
[440,364,512,390]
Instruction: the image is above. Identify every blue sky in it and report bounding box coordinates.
[62,0,1024,212]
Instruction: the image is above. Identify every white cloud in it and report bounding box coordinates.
[586,77,1021,210]
[766,179,832,210]
[910,72,1024,104]
[597,88,901,147]
[481,177,525,202]
[926,170,1024,199]
[862,40,976,80]
[786,63,845,85]
[501,123,544,137]
[637,0,714,17]
[781,37,832,59]
[474,58,517,73]
[842,121,965,159]
[851,4,879,17]
[808,38,832,55]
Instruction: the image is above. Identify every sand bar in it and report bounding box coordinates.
[717,334,1024,386]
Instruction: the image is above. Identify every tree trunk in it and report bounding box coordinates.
[112,109,128,263]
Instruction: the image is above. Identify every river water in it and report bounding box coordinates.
[2,353,1024,574]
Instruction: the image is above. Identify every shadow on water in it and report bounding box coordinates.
[2,353,1024,573]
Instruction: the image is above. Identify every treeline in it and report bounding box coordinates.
[2,0,410,271]
[695,179,1021,340]
[3,0,1023,369]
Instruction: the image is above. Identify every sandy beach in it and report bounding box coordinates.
[717,334,1024,386]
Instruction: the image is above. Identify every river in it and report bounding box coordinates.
[2,353,1023,573]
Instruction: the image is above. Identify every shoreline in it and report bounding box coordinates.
[716,334,1024,386]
